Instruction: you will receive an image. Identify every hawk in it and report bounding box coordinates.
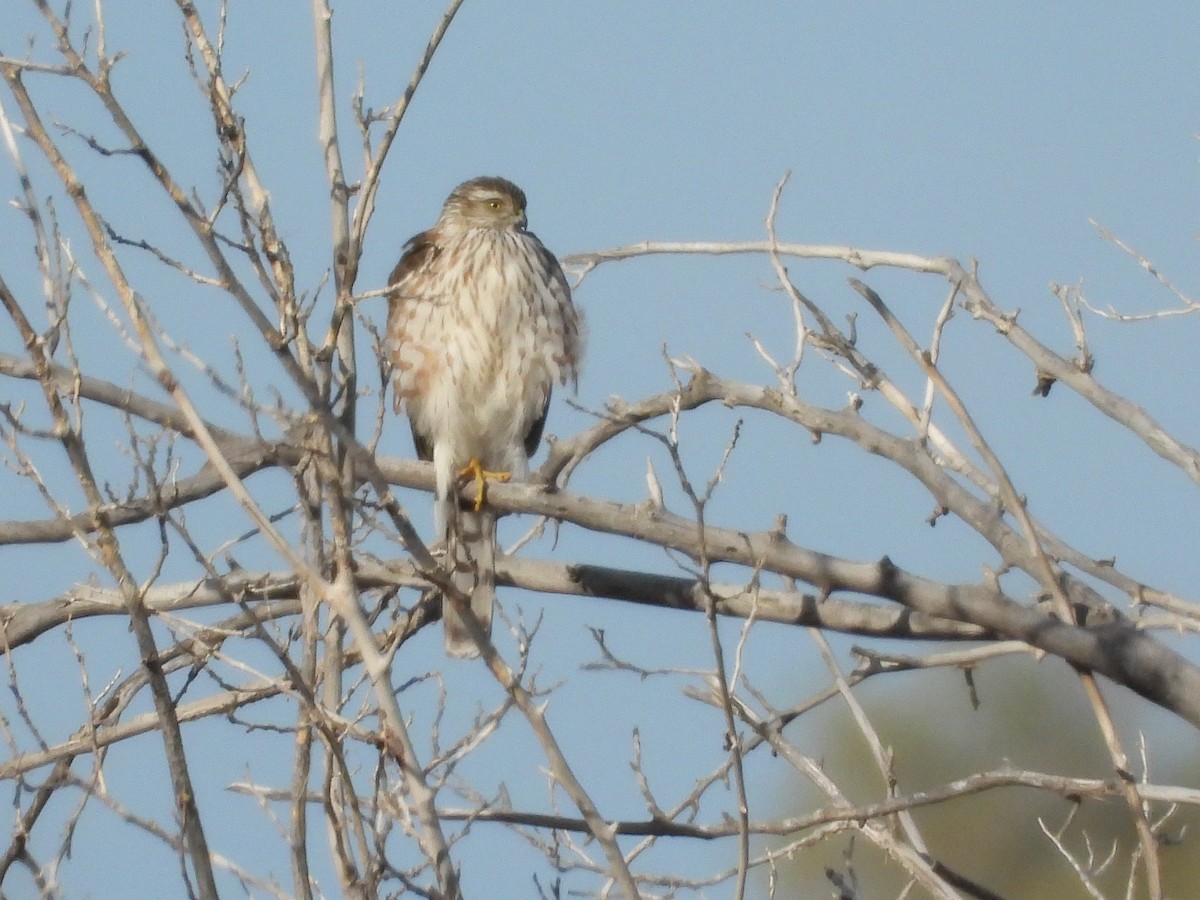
[387,177,584,657]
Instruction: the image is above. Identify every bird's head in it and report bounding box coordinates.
[440,176,529,232]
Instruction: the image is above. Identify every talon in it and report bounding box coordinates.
[457,458,511,511]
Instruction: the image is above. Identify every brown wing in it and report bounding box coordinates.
[387,229,442,458]
[522,234,579,457]
[410,420,434,462]
[529,234,583,391]
[387,229,439,289]
[523,391,551,459]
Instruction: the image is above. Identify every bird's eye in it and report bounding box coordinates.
[487,199,501,210]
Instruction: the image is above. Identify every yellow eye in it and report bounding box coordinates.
[487,199,501,210]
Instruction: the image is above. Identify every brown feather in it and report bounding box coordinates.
[387,230,439,289]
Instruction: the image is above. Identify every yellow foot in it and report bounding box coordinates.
[457,458,511,511]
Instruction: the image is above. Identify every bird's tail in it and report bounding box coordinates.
[443,507,496,658]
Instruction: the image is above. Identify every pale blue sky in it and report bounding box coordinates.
[2,2,1199,897]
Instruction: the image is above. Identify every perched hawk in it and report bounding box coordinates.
[387,177,584,657]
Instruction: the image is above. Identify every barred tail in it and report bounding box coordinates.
[443,507,496,658]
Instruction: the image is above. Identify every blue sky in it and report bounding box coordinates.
[2,2,1199,897]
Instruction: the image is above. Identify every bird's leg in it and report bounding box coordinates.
[457,458,511,511]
